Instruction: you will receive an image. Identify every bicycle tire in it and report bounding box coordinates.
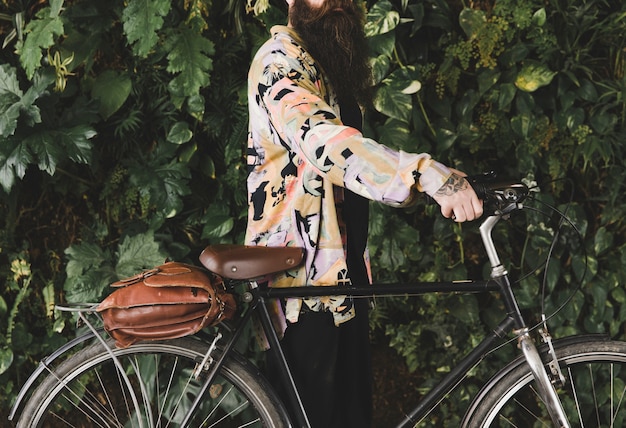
[17,336,290,428]
[462,338,626,427]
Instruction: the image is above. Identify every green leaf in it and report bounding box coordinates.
[515,60,557,92]
[0,347,13,375]
[65,242,109,278]
[371,55,391,85]
[17,0,65,79]
[201,213,235,240]
[477,69,500,96]
[115,231,167,278]
[368,32,396,57]
[167,121,193,145]
[0,138,32,192]
[56,125,97,164]
[373,68,417,123]
[376,118,411,150]
[166,27,214,98]
[532,8,547,26]
[186,94,205,121]
[0,295,6,317]
[0,64,23,137]
[497,83,517,111]
[91,70,132,119]
[373,85,411,122]
[594,227,613,256]
[122,0,171,57]
[365,0,401,37]
[459,8,486,39]
[510,113,536,138]
[22,131,63,175]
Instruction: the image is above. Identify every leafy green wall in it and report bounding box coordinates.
[1,0,625,422]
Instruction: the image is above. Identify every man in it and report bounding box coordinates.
[245,0,483,426]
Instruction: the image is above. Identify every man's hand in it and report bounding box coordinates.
[431,170,483,222]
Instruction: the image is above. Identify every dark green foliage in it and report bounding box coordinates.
[0,0,625,424]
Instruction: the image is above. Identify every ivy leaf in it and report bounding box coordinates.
[515,60,556,92]
[122,0,171,57]
[365,0,401,37]
[167,121,193,145]
[115,231,167,278]
[370,55,391,85]
[166,27,214,98]
[373,68,416,123]
[17,0,65,79]
[594,226,613,256]
[376,118,411,150]
[0,347,14,375]
[459,8,486,39]
[91,70,132,119]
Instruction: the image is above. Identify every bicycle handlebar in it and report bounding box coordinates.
[466,171,529,209]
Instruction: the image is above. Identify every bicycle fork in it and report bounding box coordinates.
[481,214,570,428]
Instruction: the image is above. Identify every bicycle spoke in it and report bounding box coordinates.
[18,338,289,427]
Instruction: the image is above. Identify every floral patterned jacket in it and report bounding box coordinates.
[245,26,451,327]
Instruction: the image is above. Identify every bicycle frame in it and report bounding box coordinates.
[182,206,571,427]
[9,200,572,427]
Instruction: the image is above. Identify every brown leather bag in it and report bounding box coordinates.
[97,261,236,348]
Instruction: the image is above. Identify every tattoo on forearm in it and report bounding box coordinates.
[435,173,468,196]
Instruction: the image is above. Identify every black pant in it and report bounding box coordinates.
[267,298,372,428]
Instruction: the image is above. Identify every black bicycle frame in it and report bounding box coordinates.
[247,273,526,428]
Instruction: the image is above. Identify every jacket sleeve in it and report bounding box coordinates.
[259,52,451,205]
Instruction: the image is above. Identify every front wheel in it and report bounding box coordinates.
[462,338,626,427]
[17,336,290,427]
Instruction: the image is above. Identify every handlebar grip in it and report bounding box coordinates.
[466,172,529,206]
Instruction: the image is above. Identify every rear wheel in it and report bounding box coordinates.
[18,336,289,427]
[462,339,626,427]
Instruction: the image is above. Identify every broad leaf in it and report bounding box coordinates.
[166,27,214,97]
[18,0,65,79]
[365,0,401,37]
[515,60,556,92]
[115,231,166,277]
[56,125,97,164]
[0,65,24,137]
[167,121,193,145]
[459,8,486,39]
[372,67,418,123]
[65,242,109,278]
[91,70,132,119]
[0,139,32,192]
[0,347,14,375]
[376,118,411,150]
[122,0,171,58]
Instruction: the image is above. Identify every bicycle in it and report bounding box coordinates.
[8,176,626,427]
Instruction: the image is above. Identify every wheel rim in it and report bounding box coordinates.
[483,351,626,427]
[29,342,271,427]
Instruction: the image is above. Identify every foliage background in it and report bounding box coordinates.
[0,0,625,425]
